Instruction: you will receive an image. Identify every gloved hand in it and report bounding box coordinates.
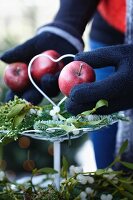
[1,27,81,104]
[5,85,43,105]
[0,30,79,64]
[66,44,133,115]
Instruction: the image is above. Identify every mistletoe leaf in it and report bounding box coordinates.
[122,183,133,194]
[59,124,76,132]
[37,167,57,174]
[57,114,66,121]
[32,168,38,175]
[118,140,128,155]
[61,156,69,178]
[119,178,133,184]
[62,156,69,172]
[66,117,77,124]
[13,111,27,128]
[95,169,106,175]
[85,118,106,125]
[73,118,107,128]
[7,103,26,119]
[120,161,133,170]
[80,110,93,116]
[95,99,108,109]
[120,190,133,200]
[80,99,108,116]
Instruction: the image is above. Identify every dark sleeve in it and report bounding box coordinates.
[54,0,100,36]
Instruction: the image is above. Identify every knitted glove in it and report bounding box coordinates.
[0,29,80,64]
[66,44,133,115]
[1,27,82,103]
[5,85,43,105]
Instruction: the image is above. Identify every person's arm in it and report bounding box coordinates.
[53,0,100,36]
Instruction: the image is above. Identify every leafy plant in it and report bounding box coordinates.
[0,96,42,144]
[0,141,132,199]
[0,97,131,199]
[0,97,127,143]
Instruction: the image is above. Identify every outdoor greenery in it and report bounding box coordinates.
[0,141,133,200]
[0,97,131,199]
[0,96,126,143]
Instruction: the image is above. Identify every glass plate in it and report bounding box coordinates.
[19,112,127,142]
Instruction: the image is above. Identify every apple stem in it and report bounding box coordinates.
[16,67,21,75]
[78,63,83,76]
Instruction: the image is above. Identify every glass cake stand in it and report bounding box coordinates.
[19,111,124,190]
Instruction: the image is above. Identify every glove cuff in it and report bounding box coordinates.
[37,23,84,52]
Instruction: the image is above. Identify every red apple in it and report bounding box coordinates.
[4,62,29,92]
[31,50,64,82]
[58,61,95,96]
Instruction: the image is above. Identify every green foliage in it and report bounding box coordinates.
[0,97,128,143]
[61,156,69,179]
[118,140,128,155]
[33,99,127,140]
[36,168,58,175]
[81,99,108,115]
[0,97,126,143]
[0,97,131,199]
[0,141,132,199]
[0,96,42,143]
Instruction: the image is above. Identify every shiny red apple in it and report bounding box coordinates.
[4,62,29,91]
[31,50,64,82]
[58,61,95,96]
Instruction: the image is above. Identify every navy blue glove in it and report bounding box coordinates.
[1,29,80,103]
[5,85,43,105]
[0,30,78,64]
[66,44,133,115]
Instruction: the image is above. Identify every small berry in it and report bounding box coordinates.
[53,106,60,113]
[80,191,87,200]
[85,187,94,194]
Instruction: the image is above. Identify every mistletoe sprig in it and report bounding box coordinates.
[0,97,128,143]
[0,141,133,200]
[0,96,42,143]
[59,140,133,200]
[34,99,127,139]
